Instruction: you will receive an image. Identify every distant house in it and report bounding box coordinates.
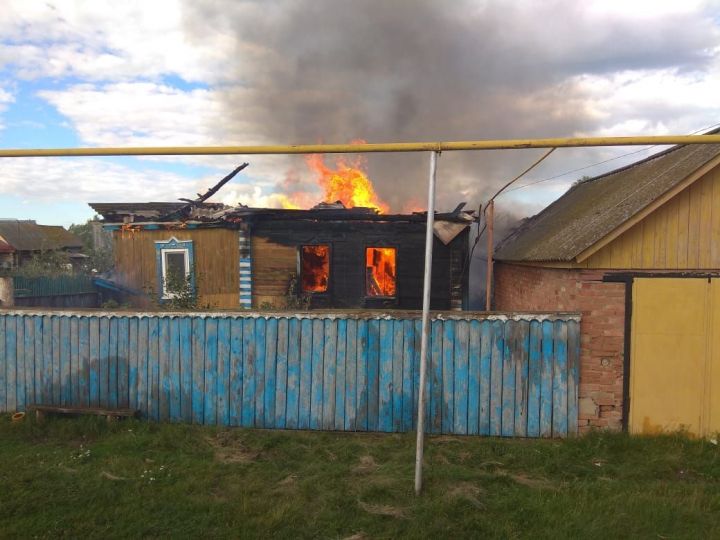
[0,220,85,270]
[90,202,473,311]
[494,140,720,436]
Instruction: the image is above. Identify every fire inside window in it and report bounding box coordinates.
[366,247,396,297]
[301,245,330,293]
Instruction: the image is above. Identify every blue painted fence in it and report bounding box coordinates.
[0,310,580,437]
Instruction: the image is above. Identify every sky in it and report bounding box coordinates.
[1,0,720,227]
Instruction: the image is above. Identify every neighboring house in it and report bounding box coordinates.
[494,141,720,437]
[0,220,85,269]
[90,202,473,311]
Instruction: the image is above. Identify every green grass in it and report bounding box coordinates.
[0,416,718,539]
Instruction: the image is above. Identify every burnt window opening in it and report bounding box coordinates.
[300,245,330,293]
[366,247,396,297]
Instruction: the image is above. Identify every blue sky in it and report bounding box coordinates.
[1,0,720,226]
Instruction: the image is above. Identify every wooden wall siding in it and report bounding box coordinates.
[113,229,240,309]
[251,236,297,308]
[583,167,720,269]
[0,311,580,437]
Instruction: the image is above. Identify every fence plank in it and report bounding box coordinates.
[254,318,267,428]
[344,319,357,431]
[229,317,244,426]
[401,319,414,432]
[169,317,182,422]
[552,321,569,437]
[203,318,218,425]
[16,317,25,410]
[275,318,289,428]
[334,319,347,431]
[191,317,204,424]
[179,317,193,423]
[0,316,5,411]
[310,319,324,430]
[453,320,470,435]
[88,317,99,407]
[23,317,35,408]
[527,320,542,438]
[430,319,443,433]
[468,319,481,435]
[148,317,160,421]
[117,317,129,409]
[216,318,230,426]
[79,317,90,407]
[378,319,394,432]
[60,317,71,406]
[127,317,138,411]
[392,320,404,432]
[489,320,504,436]
[98,317,109,408]
[413,319,422,429]
[513,321,530,437]
[158,317,171,422]
[442,321,455,434]
[286,317,301,429]
[264,317,278,429]
[71,317,80,406]
[540,320,554,437]
[322,318,337,431]
[137,318,149,417]
[34,317,43,406]
[51,317,61,406]
[567,320,580,436]
[367,319,380,432]
[108,317,118,409]
[6,316,17,411]
[242,318,256,427]
[43,315,54,406]
[356,320,369,431]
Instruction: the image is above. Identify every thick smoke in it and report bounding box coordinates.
[182,0,716,212]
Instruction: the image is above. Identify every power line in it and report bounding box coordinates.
[501,121,720,195]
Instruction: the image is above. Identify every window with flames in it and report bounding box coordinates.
[366,247,396,297]
[300,245,330,293]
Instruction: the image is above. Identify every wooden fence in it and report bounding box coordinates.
[0,310,580,437]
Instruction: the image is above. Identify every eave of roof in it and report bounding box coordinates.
[495,138,720,262]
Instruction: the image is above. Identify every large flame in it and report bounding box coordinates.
[279,143,390,213]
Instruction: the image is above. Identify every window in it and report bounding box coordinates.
[366,247,396,297]
[154,237,194,300]
[300,245,330,293]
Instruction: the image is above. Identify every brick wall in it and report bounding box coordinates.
[494,262,625,433]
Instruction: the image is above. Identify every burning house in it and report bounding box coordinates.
[90,159,473,311]
[90,202,472,311]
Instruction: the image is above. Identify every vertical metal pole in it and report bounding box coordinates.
[414,150,438,495]
[485,200,494,311]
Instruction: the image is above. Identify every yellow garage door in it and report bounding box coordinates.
[630,278,719,436]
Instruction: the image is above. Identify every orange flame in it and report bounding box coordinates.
[301,245,330,292]
[279,141,390,213]
[366,247,396,297]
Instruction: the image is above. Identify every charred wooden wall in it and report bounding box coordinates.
[112,228,239,309]
[250,220,469,310]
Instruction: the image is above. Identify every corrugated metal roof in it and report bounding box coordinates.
[495,142,720,262]
[0,221,82,252]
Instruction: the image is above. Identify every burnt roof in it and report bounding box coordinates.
[0,220,83,252]
[90,202,475,224]
[495,140,720,262]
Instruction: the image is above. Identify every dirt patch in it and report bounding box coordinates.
[446,482,484,508]
[358,500,405,519]
[352,455,378,474]
[507,473,557,490]
[277,474,298,487]
[342,533,366,540]
[206,434,259,464]
[433,436,463,443]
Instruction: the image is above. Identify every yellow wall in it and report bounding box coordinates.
[113,227,239,309]
[579,166,720,269]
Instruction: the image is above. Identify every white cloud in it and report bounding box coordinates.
[0,86,14,131]
[0,1,240,83]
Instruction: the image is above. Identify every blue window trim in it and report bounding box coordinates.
[154,237,195,301]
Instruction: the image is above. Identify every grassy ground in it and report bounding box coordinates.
[0,417,718,539]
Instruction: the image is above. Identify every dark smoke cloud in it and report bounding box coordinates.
[182,0,718,213]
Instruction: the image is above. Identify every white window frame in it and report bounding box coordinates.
[160,247,191,299]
